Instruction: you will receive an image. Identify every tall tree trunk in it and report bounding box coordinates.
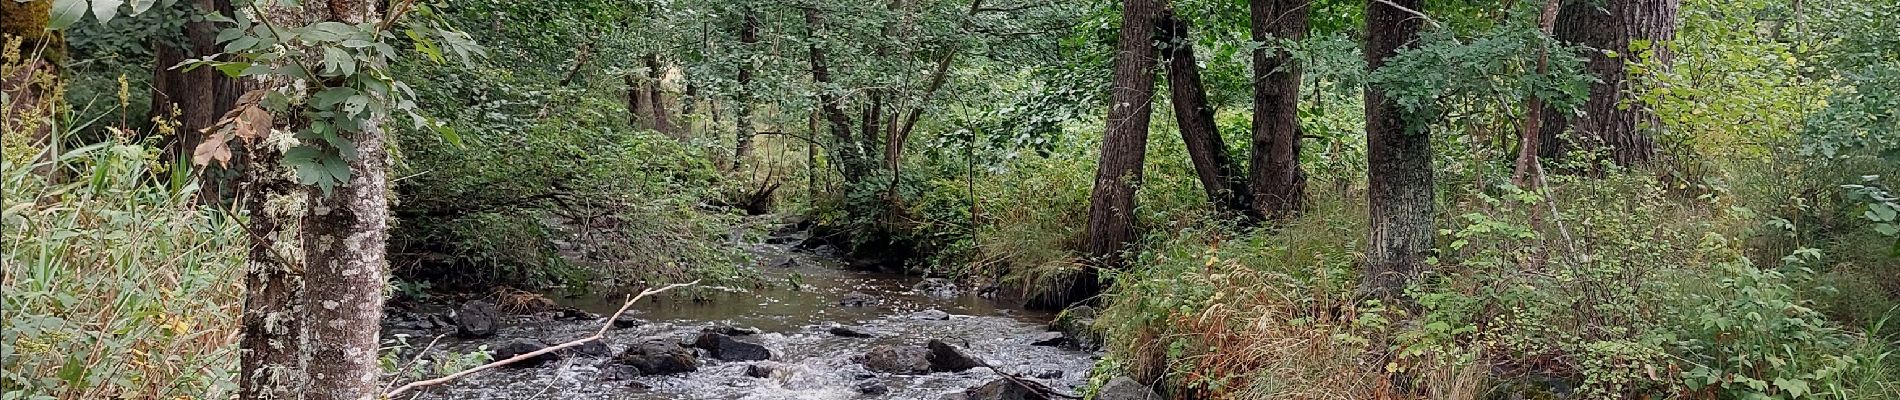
[1040,0,1164,309]
[1361,0,1433,302]
[1538,0,1677,167]
[1160,12,1248,216]
[1512,0,1562,185]
[733,10,760,168]
[628,74,650,129]
[152,0,243,162]
[645,54,676,137]
[804,8,870,183]
[243,2,388,399]
[1248,0,1309,220]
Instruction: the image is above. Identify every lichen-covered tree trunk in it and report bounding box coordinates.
[1248,0,1309,220]
[1538,0,1678,167]
[1160,12,1248,216]
[1362,0,1433,301]
[243,1,389,399]
[1043,0,1162,309]
[733,10,760,168]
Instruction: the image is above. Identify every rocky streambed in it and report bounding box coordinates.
[381,241,1152,400]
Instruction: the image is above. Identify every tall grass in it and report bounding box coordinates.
[1,138,245,399]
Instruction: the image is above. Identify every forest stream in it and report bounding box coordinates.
[381,237,1100,400]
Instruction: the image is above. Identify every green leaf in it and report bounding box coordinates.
[310,87,357,109]
[49,0,88,29]
[1773,377,1809,398]
[1868,203,1897,222]
[91,0,123,24]
[128,0,157,15]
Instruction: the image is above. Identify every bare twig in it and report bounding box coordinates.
[1373,0,1445,28]
[382,280,700,399]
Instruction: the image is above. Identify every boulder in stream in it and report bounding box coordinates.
[926,339,983,372]
[1027,332,1074,348]
[745,362,788,378]
[838,291,878,307]
[561,339,612,357]
[861,344,932,374]
[962,378,1057,400]
[490,338,559,368]
[910,309,952,321]
[614,338,698,375]
[693,332,772,361]
[1048,305,1101,350]
[1096,377,1162,400]
[856,379,892,395]
[912,278,960,298]
[828,325,876,338]
[453,300,500,338]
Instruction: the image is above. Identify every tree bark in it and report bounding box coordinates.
[628,74,650,129]
[733,10,760,168]
[243,2,388,399]
[1538,0,1677,167]
[1512,0,1561,185]
[152,0,244,163]
[1160,12,1248,216]
[645,54,676,137]
[1361,0,1433,302]
[1248,0,1309,220]
[804,8,872,183]
[1040,0,1164,309]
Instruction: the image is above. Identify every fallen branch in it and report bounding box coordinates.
[972,354,1081,399]
[383,280,700,399]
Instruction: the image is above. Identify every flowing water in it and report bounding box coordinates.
[394,242,1099,400]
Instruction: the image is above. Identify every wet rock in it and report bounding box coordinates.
[926,339,984,372]
[549,306,599,321]
[838,291,878,307]
[856,379,891,395]
[490,339,559,368]
[710,325,763,336]
[1096,377,1161,400]
[745,362,786,378]
[599,364,642,381]
[963,378,1057,400]
[913,278,960,297]
[829,326,876,338]
[938,394,971,400]
[614,338,698,375]
[1048,305,1101,349]
[1027,332,1074,347]
[861,344,931,374]
[1031,369,1064,379]
[975,284,1001,298]
[453,300,500,338]
[561,340,612,357]
[610,313,645,329]
[911,309,952,321]
[692,332,772,361]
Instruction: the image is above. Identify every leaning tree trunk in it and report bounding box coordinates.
[242,2,389,399]
[1361,0,1433,302]
[1041,0,1163,309]
[1160,12,1248,216]
[1249,0,1309,220]
[733,10,760,168]
[1538,0,1677,167]
[804,8,872,184]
